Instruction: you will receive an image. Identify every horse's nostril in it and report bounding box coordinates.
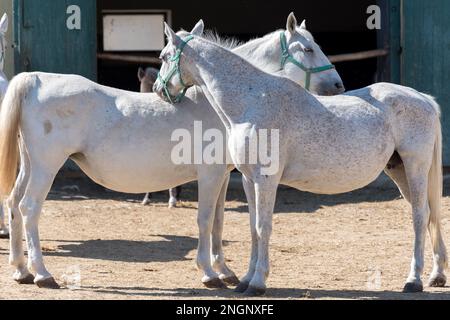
[335,82,343,89]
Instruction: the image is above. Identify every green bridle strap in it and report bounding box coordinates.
[157,35,195,104]
[279,32,335,91]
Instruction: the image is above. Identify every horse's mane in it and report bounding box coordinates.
[201,30,242,50]
[180,27,313,52]
[178,29,241,50]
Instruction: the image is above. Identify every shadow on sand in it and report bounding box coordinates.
[1,235,199,263]
[75,285,450,300]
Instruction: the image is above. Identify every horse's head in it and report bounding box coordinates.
[153,21,204,103]
[0,13,8,72]
[138,67,159,93]
[281,12,344,96]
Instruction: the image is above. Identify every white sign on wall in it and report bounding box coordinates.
[103,14,165,51]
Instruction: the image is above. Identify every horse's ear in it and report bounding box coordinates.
[137,67,146,81]
[286,12,297,35]
[164,22,181,46]
[300,19,307,30]
[0,13,8,34]
[191,19,204,36]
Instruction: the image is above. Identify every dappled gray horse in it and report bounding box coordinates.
[155,20,446,295]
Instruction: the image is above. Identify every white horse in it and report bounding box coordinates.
[154,20,447,295]
[0,13,9,238]
[0,14,343,288]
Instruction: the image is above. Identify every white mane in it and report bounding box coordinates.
[202,30,242,50]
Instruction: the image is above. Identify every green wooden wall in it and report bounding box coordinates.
[14,0,97,80]
[400,0,450,164]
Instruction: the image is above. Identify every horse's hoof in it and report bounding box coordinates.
[243,285,266,297]
[168,202,177,209]
[0,232,9,239]
[141,200,150,206]
[35,277,60,289]
[222,275,240,287]
[15,273,35,285]
[203,278,227,289]
[234,281,249,293]
[402,282,423,293]
[428,274,447,287]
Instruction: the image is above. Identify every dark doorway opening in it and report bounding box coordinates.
[96,0,378,93]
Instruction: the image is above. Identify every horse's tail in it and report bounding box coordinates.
[423,94,448,268]
[0,73,35,196]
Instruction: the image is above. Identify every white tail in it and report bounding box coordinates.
[0,73,35,196]
[424,94,448,268]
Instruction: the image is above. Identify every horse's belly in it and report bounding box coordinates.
[282,144,394,194]
[283,169,383,194]
[71,152,198,193]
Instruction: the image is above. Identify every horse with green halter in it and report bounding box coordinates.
[155,19,446,296]
[279,32,335,91]
[157,35,194,103]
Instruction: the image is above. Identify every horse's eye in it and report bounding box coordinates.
[304,47,314,53]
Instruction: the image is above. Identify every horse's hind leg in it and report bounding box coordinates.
[400,153,437,293]
[8,144,34,284]
[211,173,239,286]
[20,161,62,288]
[17,139,68,289]
[386,153,447,288]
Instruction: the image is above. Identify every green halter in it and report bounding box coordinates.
[279,32,335,91]
[157,35,194,104]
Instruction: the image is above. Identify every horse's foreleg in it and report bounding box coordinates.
[243,175,279,296]
[235,174,258,293]
[197,171,227,288]
[211,173,239,286]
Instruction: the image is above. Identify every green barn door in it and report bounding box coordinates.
[401,0,450,164]
[14,0,97,80]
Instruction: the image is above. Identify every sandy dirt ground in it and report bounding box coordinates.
[1,173,450,300]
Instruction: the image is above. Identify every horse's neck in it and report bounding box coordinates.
[232,32,281,74]
[191,41,272,129]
